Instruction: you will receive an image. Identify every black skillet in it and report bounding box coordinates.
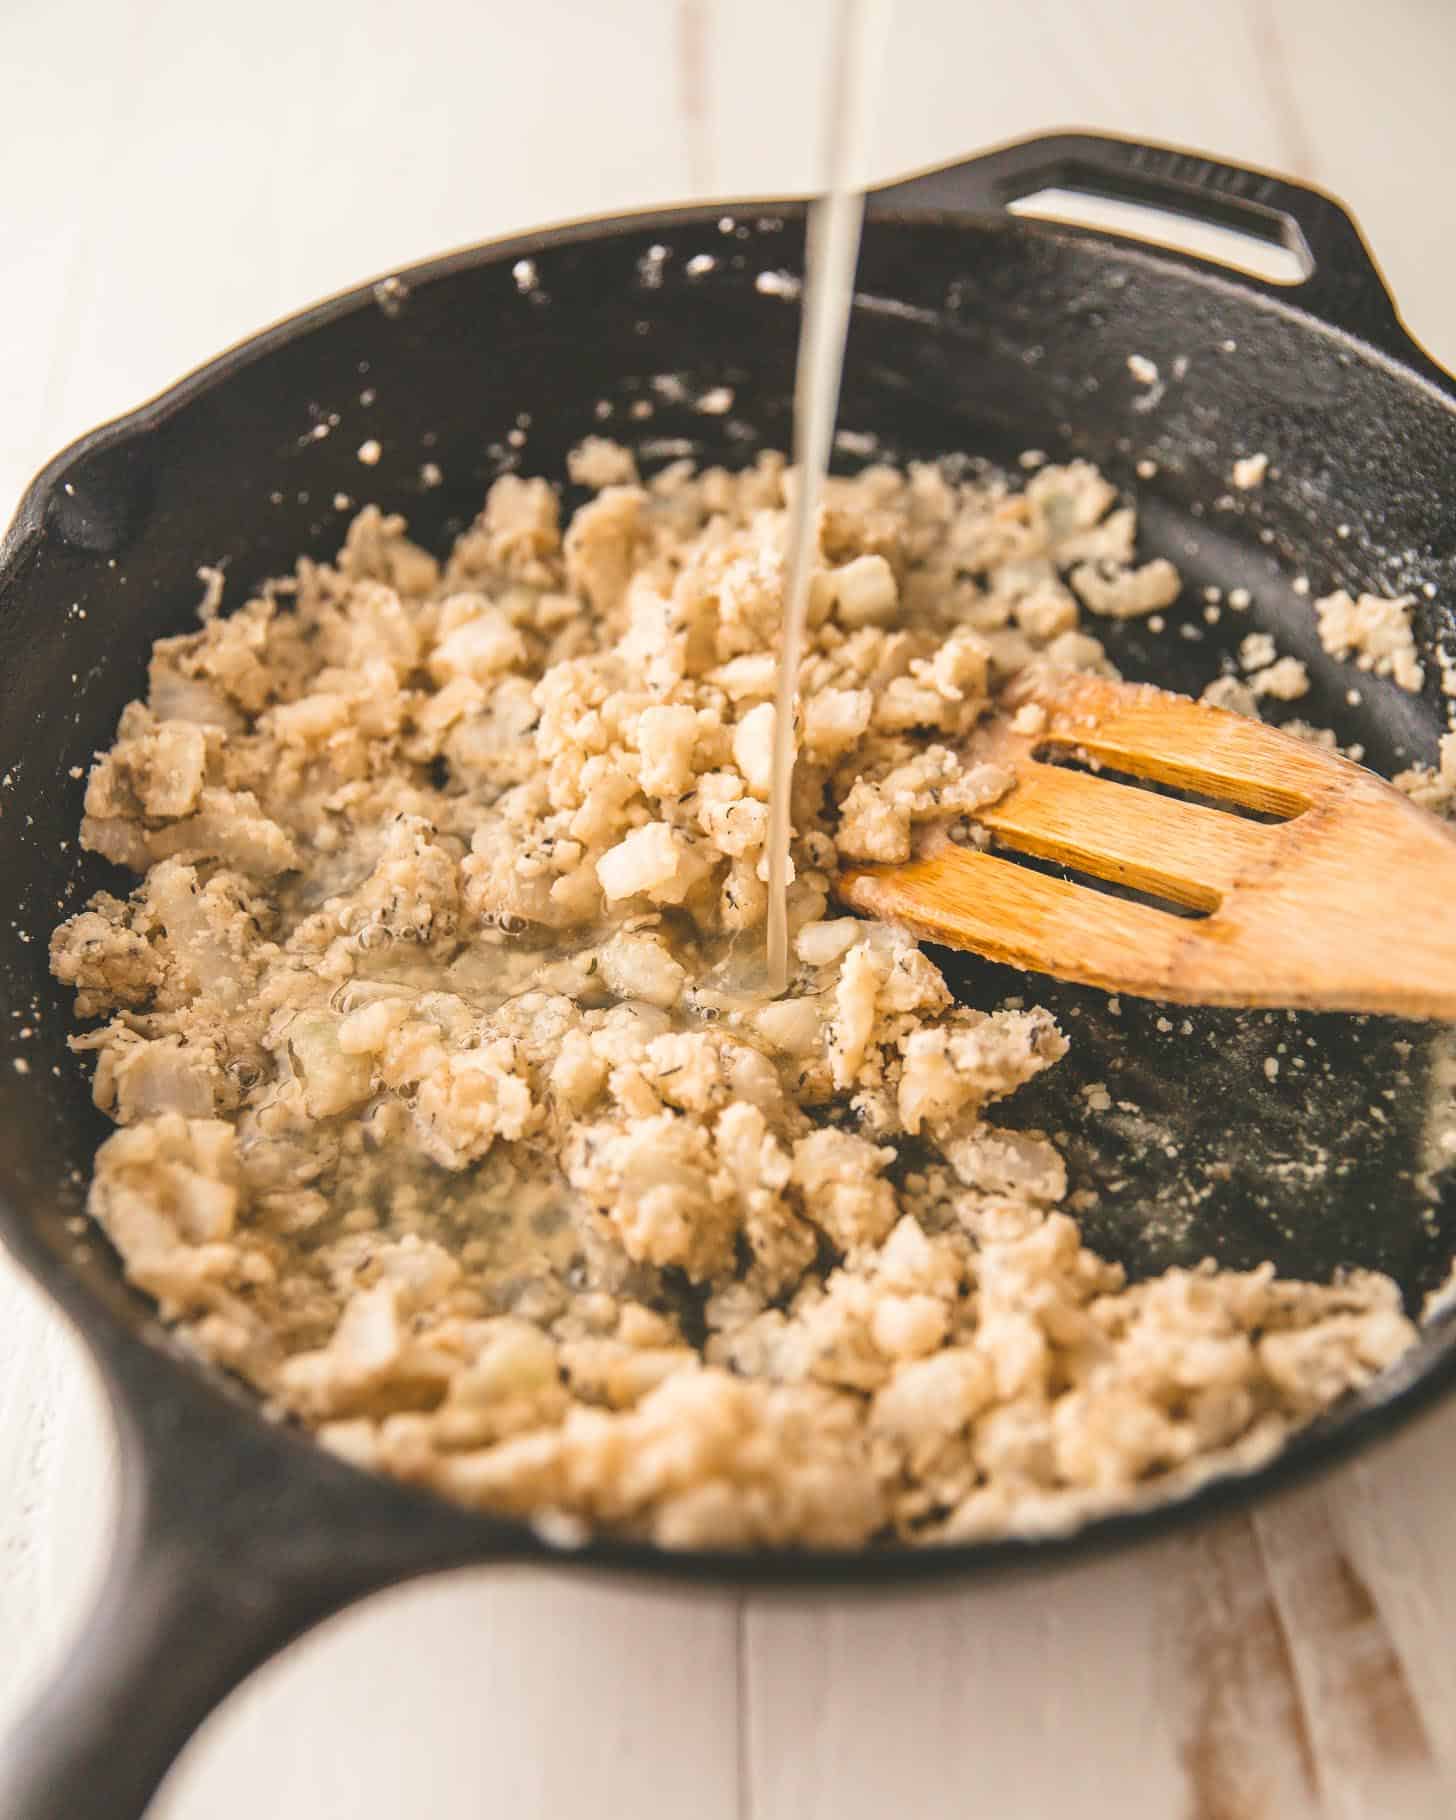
[3,132,1456,1818]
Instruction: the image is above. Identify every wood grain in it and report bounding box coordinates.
[745,1539,1208,1820]
[0,1252,115,1733]
[149,1573,743,1820]
[1253,1492,1443,1820]
[5,2,1456,1816]
[1177,1517,1325,1820]
[1330,1417,1456,1786]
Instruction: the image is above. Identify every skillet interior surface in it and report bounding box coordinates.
[3,198,1456,1581]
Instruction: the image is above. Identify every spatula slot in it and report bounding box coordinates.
[985,837,1215,920]
[1032,744,1294,824]
[975,755,1269,907]
[1034,733,1312,821]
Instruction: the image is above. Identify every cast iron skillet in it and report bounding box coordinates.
[3,132,1456,1818]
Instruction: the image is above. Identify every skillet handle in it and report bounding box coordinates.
[0,1354,504,1820]
[0,1521,341,1820]
[870,131,1446,383]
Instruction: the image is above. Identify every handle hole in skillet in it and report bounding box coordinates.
[1006,185,1311,286]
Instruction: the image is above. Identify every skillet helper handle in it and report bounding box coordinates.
[871,131,1440,379]
[0,1363,497,1820]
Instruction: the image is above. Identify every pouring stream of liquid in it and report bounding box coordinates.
[763,0,889,993]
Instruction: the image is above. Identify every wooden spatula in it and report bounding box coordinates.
[838,673,1456,1018]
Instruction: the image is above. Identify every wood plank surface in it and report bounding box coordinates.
[3,2,1456,1814]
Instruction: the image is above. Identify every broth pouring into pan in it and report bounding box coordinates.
[762,10,1456,1023]
[764,0,885,994]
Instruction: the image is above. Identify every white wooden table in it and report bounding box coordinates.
[5,2,1456,1813]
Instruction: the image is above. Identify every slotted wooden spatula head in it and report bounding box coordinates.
[838,673,1456,1018]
